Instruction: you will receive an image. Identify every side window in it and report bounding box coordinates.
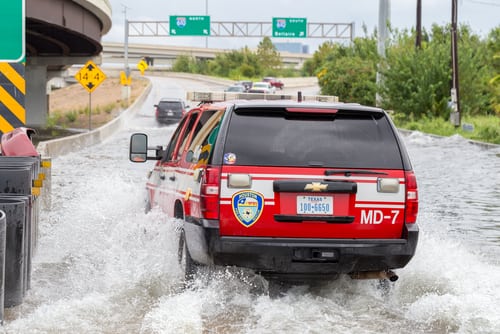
[176,112,199,160]
[187,110,223,165]
[162,116,189,162]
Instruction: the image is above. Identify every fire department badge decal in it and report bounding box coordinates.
[232,190,264,227]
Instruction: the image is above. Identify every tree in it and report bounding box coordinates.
[486,27,500,115]
[381,24,496,120]
[257,37,282,75]
[172,55,197,73]
[316,36,379,105]
[302,41,337,76]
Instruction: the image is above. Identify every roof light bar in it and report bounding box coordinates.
[186,91,339,103]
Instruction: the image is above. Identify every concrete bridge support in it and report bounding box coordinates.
[25,65,48,128]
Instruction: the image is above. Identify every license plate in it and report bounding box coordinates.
[167,110,174,116]
[297,196,333,215]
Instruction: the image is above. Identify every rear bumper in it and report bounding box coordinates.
[156,112,182,124]
[185,220,419,280]
[156,116,181,124]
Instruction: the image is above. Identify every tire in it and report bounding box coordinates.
[144,192,153,213]
[178,231,197,283]
[144,199,151,213]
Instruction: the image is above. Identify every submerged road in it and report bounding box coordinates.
[3,76,500,333]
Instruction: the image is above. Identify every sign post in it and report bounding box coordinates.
[169,16,210,36]
[74,60,107,131]
[272,18,307,38]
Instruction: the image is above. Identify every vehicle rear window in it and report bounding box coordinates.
[160,102,182,109]
[222,108,403,169]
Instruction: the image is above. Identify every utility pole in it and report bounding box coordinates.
[376,0,390,106]
[205,0,209,48]
[450,0,461,127]
[122,4,131,101]
[122,4,130,75]
[416,0,422,49]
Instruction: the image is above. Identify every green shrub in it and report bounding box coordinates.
[103,103,116,114]
[65,111,78,123]
[47,112,63,128]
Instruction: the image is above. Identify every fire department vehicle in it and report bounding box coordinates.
[129,91,419,283]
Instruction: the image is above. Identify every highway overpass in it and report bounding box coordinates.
[101,42,313,70]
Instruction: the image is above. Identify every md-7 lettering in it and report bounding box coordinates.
[361,209,400,224]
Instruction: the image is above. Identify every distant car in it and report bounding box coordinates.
[235,81,253,92]
[225,85,246,93]
[248,81,275,94]
[154,98,188,124]
[262,77,284,90]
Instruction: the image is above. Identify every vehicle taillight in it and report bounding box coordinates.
[155,107,159,118]
[200,166,220,219]
[404,171,419,224]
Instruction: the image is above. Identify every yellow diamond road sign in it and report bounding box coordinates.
[137,59,148,75]
[75,60,106,93]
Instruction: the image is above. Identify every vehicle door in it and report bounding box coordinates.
[154,113,198,216]
[182,109,225,218]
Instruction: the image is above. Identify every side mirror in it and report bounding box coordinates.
[129,133,148,163]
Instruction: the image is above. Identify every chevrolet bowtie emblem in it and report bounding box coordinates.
[304,182,328,192]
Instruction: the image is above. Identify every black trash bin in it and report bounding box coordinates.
[0,198,26,308]
[0,195,31,295]
[0,210,6,324]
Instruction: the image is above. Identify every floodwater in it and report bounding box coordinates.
[2,76,499,334]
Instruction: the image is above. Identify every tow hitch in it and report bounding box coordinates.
[350,270,399,282]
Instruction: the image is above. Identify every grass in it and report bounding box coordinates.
[49,101,125,129]
[393,114,500,145]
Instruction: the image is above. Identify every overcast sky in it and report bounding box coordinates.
[102,0,500,52]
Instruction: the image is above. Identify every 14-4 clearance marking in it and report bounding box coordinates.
[75,60,106,93]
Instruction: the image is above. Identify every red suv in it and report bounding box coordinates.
[130,93,419,283]
[262,77,284,90]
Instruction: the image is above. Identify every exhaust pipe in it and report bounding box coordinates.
[350,270,399,282]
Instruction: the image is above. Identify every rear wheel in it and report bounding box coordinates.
[144,192,152,213]
[144,199,151,213]
[178,231,197,282]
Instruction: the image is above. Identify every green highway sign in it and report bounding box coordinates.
[0,0,25,62]
[272,17,307,38]
[170,16,210,36]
